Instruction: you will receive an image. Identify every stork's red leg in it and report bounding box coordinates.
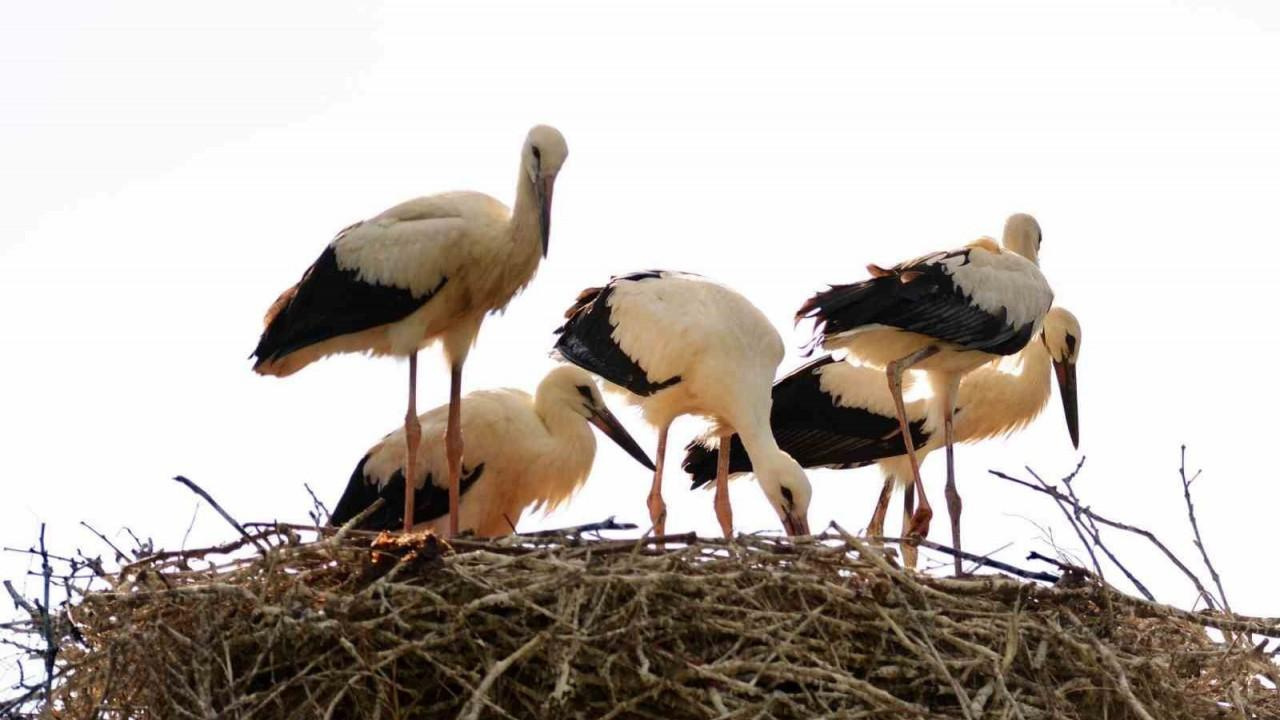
[886,345,939,554]
[901,483,918,568]
[867,474,894,539]
[647,423,670,538]
[402,352,421,533]
[445,363,464,538]
[943,403,963,576]
[714,431,734,539]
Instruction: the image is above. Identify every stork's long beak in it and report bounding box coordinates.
[589,403,655,470]
[537,175,555,258]
[1053,359,1079,449]
[780,510,810,538]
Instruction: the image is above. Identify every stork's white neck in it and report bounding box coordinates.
[526,398,597,509]
[734,417,789,477]
[510,167,542,251]
[536,399,589,438]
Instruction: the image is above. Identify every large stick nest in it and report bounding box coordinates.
[27,527,1280,718]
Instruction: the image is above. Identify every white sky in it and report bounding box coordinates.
[3,0,1279,657]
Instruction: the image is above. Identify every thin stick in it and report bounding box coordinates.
[990,468,1213,607]
[79,522,128,563]
[38,524,55,705]
[3,580,38,616]
[1026,459,1103,578]
[517,517,639,538]
[873,536,1059,583]
[171,476,266,554]
[1179,445,1231,614]
[1026,465,1154,602]
[459,634,545,720]
[331,498,386,543]
[1027,551,1091,576]
[303,482,331,526]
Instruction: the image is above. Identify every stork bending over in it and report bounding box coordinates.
[553,270,811,538]
[685,306,1081,566]
[329,365,653,536]
[252,126,569,536]
[796,214,1053,572]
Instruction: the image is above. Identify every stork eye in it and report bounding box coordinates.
[1064,333,1078,357]
[575,385,594,401]
[780,486,794,509]
[531,146,542,162]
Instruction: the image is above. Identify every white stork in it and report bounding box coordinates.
[328,365,654,537]
[796,213,1053,572]
[553,270,812,538]
[252,125,569,536]
[685,306,1081,566]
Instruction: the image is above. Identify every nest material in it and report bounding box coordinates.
[36,527,1280,719]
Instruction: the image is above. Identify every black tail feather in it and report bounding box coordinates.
[328,458,487,532]
[796,279,892,348]
[328,454,403,529]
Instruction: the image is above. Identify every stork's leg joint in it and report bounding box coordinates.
[649,424,670,539]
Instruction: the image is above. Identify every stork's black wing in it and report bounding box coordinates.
[684,355,929,488]
[552,271,681,396]
[797,248,1035,356]
[251,243,447,368]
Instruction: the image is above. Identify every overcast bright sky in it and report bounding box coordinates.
[3,0,1279,664]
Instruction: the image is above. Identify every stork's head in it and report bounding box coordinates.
[537,365,655,470]
[522,125,569,258]
[1003,213,1044,264]
[1040,307,1081,449]
[755,451,812,537]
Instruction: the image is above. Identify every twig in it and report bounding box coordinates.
[459,633,545,720]
[171,476,266,554]
[303,483,331,526]
[1026,459,1104,578]
[122,527,153,556]
[79,522,128,563]
[1027,551,1088,575]
[872,536,1059,583]
[990,468,1211,606]
[180,501,200,551]
[38,524,56,706]
[331,497,386,542]
[516,516,639,538]
[1026,465,1154,602]
[1179,445,1231,614]
[4,579,39,617]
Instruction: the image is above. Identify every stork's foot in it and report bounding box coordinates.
[905,505,932,542]
[901,540,919,570]
[714,496,733,540]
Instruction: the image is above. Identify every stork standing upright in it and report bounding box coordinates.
[329,365,655,537]
[796,214,1053,572]
[685,306,1081,565]
[252,126,569,536]
[553,270,812,538]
